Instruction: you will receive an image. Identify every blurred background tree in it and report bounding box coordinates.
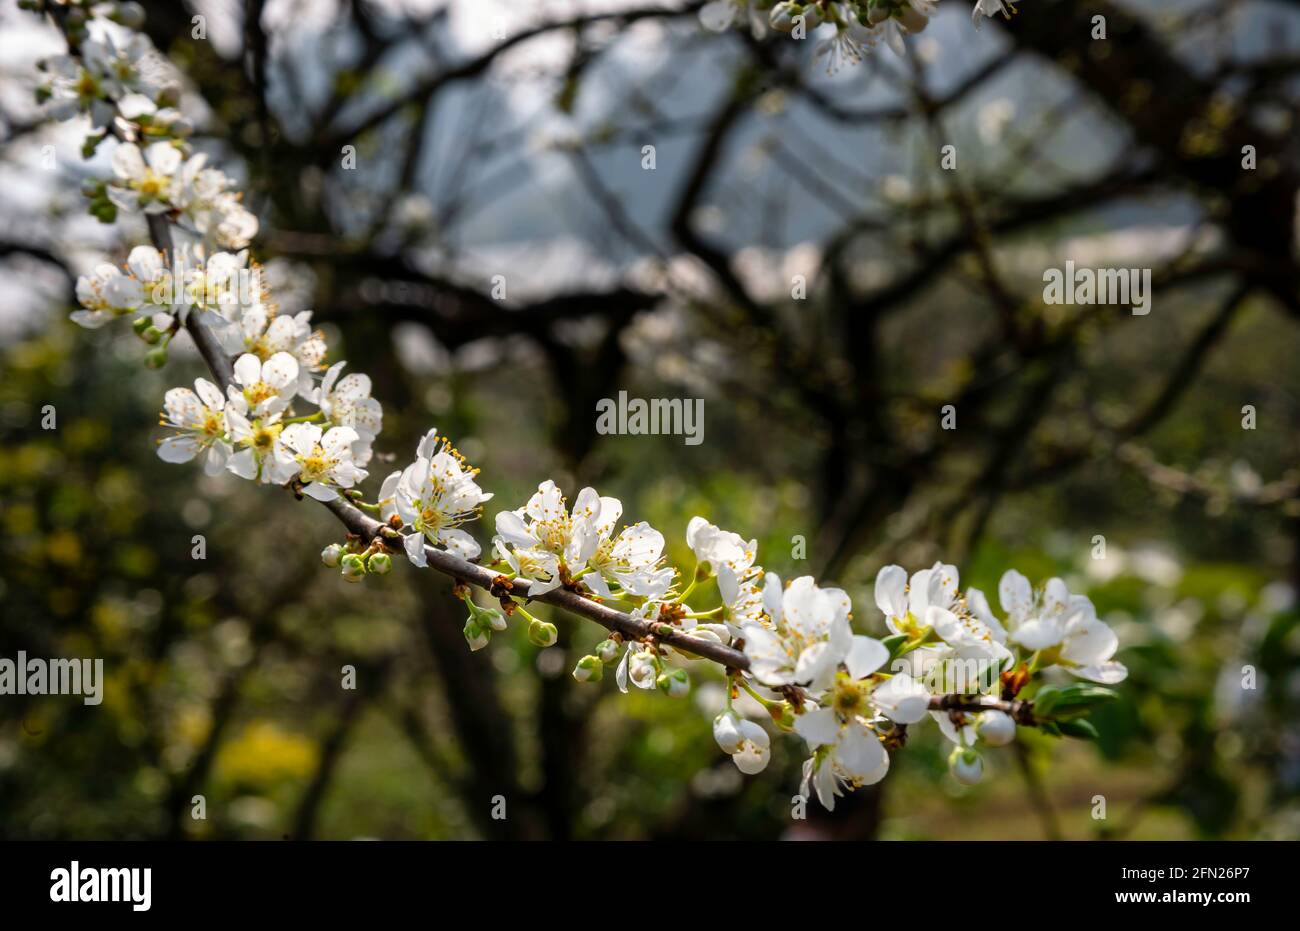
[1,0,1298,839]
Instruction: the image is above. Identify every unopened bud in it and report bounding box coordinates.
[141,326,164,344]
[367,552,392,576]
[572,654,604,683]
[320,543,344,568]
[976,710,1016,747]
[948,747,984,786]
[595,638,620,665]
[463,618,489,651]
[657,668,690,698]
[144,346,167,369]
[111,2,147,29]
[528,619,558,648]
[340,553,366,582]
[478,606,507,632]
[713,711,744,754]
[769,2,800,33]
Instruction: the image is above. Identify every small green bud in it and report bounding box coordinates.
[340,553,366,583]
[144,346,167,369]
[131,316,152,336]
[141,325,163,344]
[478,606,507,632]
[367,552,392,576]
[320,543,344,568]
[594,639,620,665]
[572,655,604,683]
[528,619,558,648]
[657,667,690,698]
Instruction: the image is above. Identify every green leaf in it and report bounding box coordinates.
[1057,718,1099,740]
[1033,683,1117,720]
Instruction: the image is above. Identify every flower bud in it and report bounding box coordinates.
[367,552,392,576]
[340,553,366,583]
[478,606,507,632]
[141,325,164,344]
[657,668,690,698]
[572,654,604,683]
[528,619,558,648]
[769,2,800,33]
[948,747,984,786]
[713,711,744,754]
[732,720,772,775]
[595,638,621,665]
[111,2,147,29]
[144,346,167,369]
[131,316,152,337]
[627,651,658,690]
[463,618,489,652]
[976,710,1016,747]
[320,543,344,568]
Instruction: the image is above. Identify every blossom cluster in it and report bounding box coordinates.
[35,0,1126,814]
[700,0,1018,68]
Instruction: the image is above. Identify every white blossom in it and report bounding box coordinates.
[225,406,290,484]
[39,35,154,126]
[72,263,143,329]
[275,423,368,501]
[227,351,299,419]
[800,720,889,811]
[493,480,600,595]
[1000,573,1128,684]
[108,141,184,214]
[574,493,673,600]
[380,429,492,564]
[156,377,231,475]
[685,515,757,577]
[176,154,259,249]
[741,573,853,692]
[315,362,383,465]
[238,306,326,398]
